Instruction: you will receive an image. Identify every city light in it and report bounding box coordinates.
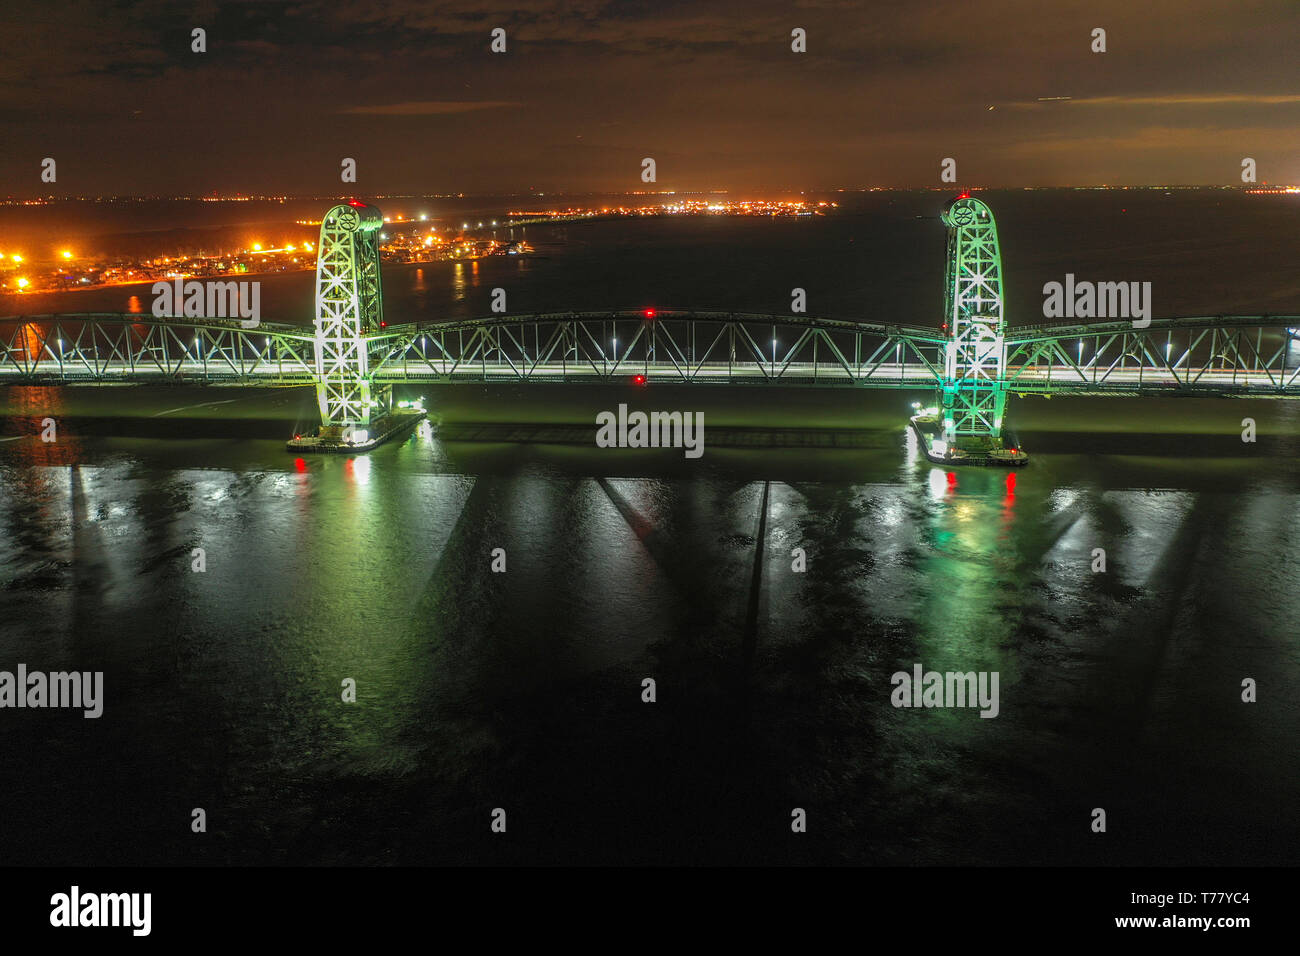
[16,277,29,288]
[60,250,73,260]
[11,254,22,263]
[252,243,262,252]
[505,198,832,222]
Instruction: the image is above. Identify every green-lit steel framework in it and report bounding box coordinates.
[938,195,1009,447]
[313,201,390,433]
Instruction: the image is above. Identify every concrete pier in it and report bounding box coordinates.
[286,410,426,454]
[909,414,1028,467]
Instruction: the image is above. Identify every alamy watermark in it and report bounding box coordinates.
[152,278,261,328]
[50,886,150,936]
[1042,274,1151,328]
[890,663,999,718]
[0,664,103,718]
[595,404,704,458]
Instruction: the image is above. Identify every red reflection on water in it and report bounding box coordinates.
[1002,470,1018,526]
[294,457,308,473]
[127,295,142,314]
[1,387,80,466]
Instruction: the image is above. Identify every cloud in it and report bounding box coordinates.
[340,100,520,115]
[1009,94,1300,109]
[999,125,1298,157]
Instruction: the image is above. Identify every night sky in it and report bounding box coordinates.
[1,0,1298,195]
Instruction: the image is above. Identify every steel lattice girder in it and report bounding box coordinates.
[4,312,1300,396]
[939,196,1008,438]
[365,312,946,385]
[1000,317,1300,394]
[313,202,386,427]
[0,315,315,382]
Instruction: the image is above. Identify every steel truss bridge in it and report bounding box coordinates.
[2,311,1298,394]
[2,196,1299,445]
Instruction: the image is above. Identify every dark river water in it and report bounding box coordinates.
[1,191,1298,865]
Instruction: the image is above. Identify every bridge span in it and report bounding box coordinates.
[3,310,1298,398]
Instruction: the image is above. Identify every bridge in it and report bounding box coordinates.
[2,310,1297,395]
[1,196,1298,456]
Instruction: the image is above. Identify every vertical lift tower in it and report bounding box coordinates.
[289,200,424,452]
[911,193,1027,465]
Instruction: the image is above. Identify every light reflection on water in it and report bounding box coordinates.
[0,401,1297,865]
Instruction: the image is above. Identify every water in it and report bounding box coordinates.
[1,192,1298,865]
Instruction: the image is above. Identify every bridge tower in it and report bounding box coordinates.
[313,200,391,438]
[938,194,1010,450]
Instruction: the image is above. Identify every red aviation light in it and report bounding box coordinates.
[958,191,970,199]
[633,374,646,386]
[348,200,365,207]
[644,309,655,318]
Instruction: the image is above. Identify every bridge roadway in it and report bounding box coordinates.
[2,311,1299,397]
